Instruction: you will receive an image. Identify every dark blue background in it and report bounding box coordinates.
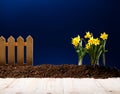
[0,0,120,68]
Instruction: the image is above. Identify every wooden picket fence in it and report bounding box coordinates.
[0,35,33,66]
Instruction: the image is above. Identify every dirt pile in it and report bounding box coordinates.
[0,64,120,78]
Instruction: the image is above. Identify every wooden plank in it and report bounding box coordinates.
[24,78,48,94]
[0,36,6,65]
[26,35,33,65]
[63,78,120,94]
[45,78,63,94]
[0,78,120,94]
[8,36,15,65]
[17,36,24,65]
[63,78,100,94]
[95,78,120,93]
[0,78,15,90]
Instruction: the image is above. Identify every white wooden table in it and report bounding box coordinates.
[0,78,120,94]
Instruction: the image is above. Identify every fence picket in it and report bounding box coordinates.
[17,36,24,65]
[8,36,15,65]
[26,35,33,65]
[0,36,6,65]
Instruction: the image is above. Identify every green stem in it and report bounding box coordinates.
[102,40,106,66]
[78,57,83,65]
[90,56,99,66]
[90,57,94,65]
[102,53,106,66]
[96,58,99,65]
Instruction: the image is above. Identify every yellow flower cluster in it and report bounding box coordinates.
[85,38,100,49]
[72,32,108,49]
[72,35,80,47]
[88,37,100,45]
[84,32,108,49]
[71,31,108,66]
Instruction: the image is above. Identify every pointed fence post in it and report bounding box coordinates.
[8,36,15,65]
[17,36,24,65]
[0,36,6,65]
[26,35,33,65]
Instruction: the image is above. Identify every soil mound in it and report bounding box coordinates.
[0,64,120,78]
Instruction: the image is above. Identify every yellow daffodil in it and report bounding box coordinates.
[84,31,92,39]
[88,37,94,45]
[100,32,108,40]
[72,35,80,47]
[93,38,100,46]
[85,43,90,49]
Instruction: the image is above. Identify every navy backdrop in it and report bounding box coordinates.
[0,0,120,68]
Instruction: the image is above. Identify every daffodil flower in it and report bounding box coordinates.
[93,38,100,46]
[72,35,80,47]
[100,32,108,40]
[88,37,94,45]
[84,31,92,39]
[85,43,90,49]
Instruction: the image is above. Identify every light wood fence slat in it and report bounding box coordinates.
[0,36,6,65]
[26,35,33,65]
[8,36,15,65]
[17,36,24,65]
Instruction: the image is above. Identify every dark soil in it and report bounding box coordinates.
[0,64,120,78]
